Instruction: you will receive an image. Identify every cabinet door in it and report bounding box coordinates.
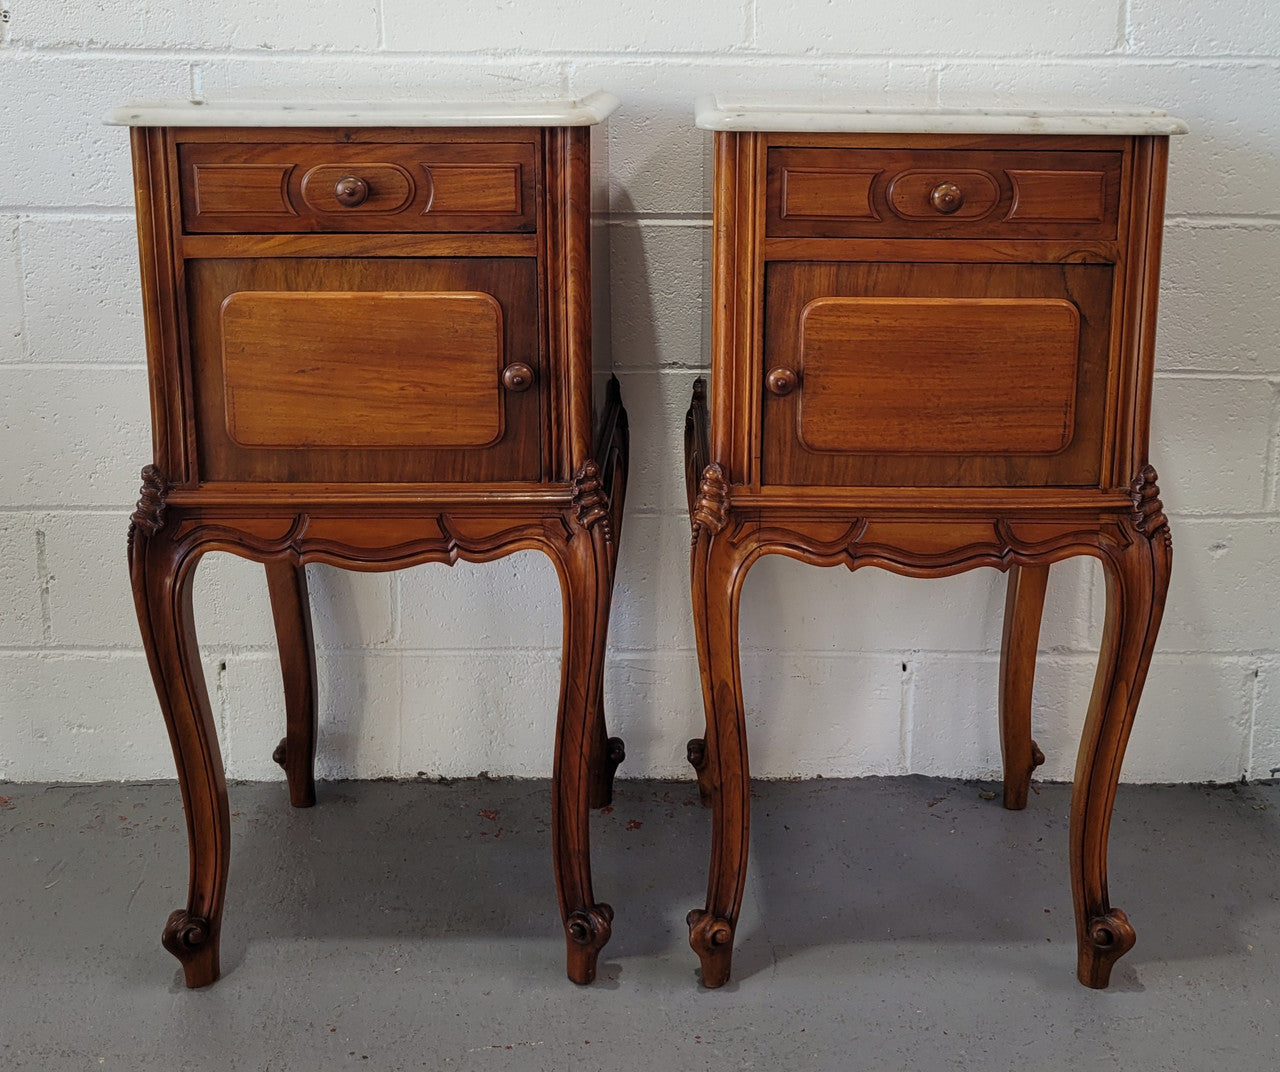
[187,257,541,483]
[761,261,1114,487]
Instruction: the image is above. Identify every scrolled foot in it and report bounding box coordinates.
[161,909,220,988]
[687,908,735,987]
[1078,908,1136,989]
[686,738,713,807]
[564,903,614,985]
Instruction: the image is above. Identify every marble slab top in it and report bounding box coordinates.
[695,94,1188,135]
[107,91,620,128]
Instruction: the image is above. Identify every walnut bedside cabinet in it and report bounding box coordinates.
[110,93,627,987]
[683,97,1187,989]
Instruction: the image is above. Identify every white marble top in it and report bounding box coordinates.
[695,94,1188,135]
[106,91,620,128]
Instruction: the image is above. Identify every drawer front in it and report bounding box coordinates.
[179,141,538,234]
[766,148,1123,240]
[188,258,542,482]
[761,261,1114,488]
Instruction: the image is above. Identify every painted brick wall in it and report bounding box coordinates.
[1,1,1277,785]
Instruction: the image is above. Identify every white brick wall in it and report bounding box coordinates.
[1,1,1277,785]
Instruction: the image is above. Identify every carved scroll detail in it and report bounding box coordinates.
[1085,910,1136,961]
[571,459,612,542]
[1130,465,1170,547]
[127,464,169,550]
[161,909,213,957]
[691,463,730,543]
[687,909,734,951]
[565,903,614,947]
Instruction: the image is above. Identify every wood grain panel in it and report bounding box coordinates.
[766,146,1122,240]
[221,291,504,449]
[193,163,296,217]
[425,163,523,215]
[761,260,1115,487]
[781,167,880,220]
[187,257,541,482]
[1007,169,1107,223]
[797,297,1079,453]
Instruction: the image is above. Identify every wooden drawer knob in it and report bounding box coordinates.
[502,362,535,392]
[333,176,369,207]
[765,367,798,396]
[930,181,965,214]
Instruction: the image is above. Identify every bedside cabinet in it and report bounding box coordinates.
[111,94,626,987]
[684,98,1187,989]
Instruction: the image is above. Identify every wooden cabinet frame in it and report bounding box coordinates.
[685,129,1173,989]
[126,121,626,988]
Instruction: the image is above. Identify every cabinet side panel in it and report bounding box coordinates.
[131,126,190,482]
[541,126,595,475]
[590,116,613,430]
[1114,136,1171,486]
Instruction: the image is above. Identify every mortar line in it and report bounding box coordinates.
[10,215,28,361]
[5,209,1277,226]
[0,363,148,372]
[7,44,1280,64]
[0,505,135,514]
[1167,214,1280,226]
[1245,662,1260,781]
[33,525,51,645]
[899,655,915,774]
[1154,370,1279,381]
[4,644,1276,660]
[0,208,134,218]
[1264,383,1280,512]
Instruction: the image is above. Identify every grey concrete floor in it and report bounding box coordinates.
[2,776,1279,1071]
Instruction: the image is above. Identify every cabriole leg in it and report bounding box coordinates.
[1072,473,1171,988]
[687,493,752,988]
[589,379,629,809]
[999,563,1050,810]
[551,487,615,984]
[128,473,229,989]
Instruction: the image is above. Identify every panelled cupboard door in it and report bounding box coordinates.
[186,256,541,483]
[760,260,1115,487]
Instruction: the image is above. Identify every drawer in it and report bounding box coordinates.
[760,260,1114,488]
[766,147,1123,240]
[187,257,542,483]
[178,140,538,234]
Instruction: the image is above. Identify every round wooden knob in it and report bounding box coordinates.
[765,367,798,396]
[502,363,535,392]
[930,181,964,214]
[333,176,369,207]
